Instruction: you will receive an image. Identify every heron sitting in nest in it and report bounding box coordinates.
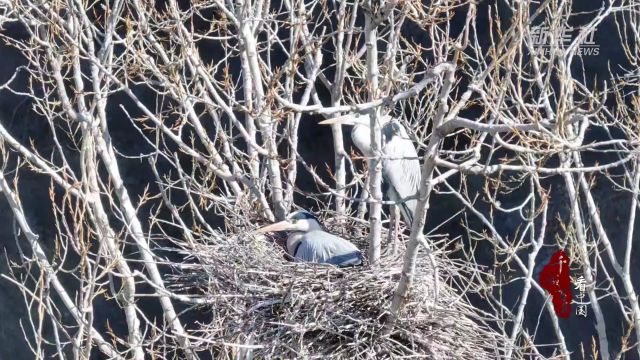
[255,210,363,267]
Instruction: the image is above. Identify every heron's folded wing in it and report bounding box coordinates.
[295,231,362,266]
[382,137,421,225]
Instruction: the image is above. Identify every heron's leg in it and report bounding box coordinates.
[356,172,370,221]
[387,204,400,255]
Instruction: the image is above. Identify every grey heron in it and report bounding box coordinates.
[318,114,421,227]
[255,210,363,266]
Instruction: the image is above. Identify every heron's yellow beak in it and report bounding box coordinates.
[254,220,295,233]
[318,114,392,126]
[318,114,362,126]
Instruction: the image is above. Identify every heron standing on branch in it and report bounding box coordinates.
[255,210,363,266]
[319,113,421,228]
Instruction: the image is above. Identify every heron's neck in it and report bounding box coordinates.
[351,124,373,157]
[286,232,304,255]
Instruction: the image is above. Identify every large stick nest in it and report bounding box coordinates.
[169,214,507,359]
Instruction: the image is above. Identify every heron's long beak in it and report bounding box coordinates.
[318,114,392,126]
[254,220,296,233]
[318,114,364,126]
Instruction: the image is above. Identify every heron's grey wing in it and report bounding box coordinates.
[386,184,415,226]
[382,137,421,226]
[294,231,363,266]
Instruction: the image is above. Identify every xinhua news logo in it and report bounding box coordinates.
[531,25,600,56]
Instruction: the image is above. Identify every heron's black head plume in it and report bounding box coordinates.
[286,210,326,232]
[382,121,402,142]
[288,210,321,223]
